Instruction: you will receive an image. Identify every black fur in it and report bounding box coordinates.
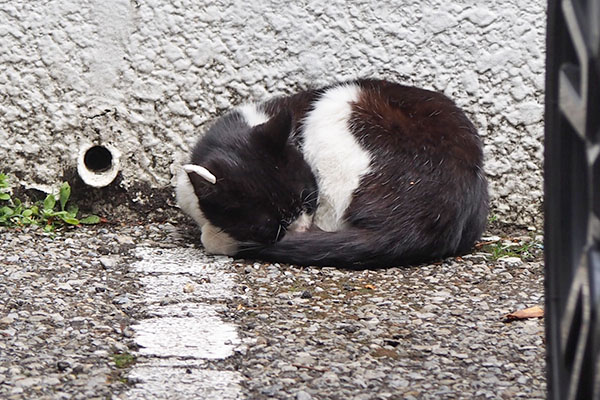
[184,79,488,268]
[188,109,318,244]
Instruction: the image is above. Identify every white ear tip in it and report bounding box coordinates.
[182,164,197,173]
[182,164,217,184]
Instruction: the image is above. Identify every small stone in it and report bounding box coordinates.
[183,283,195,293]
[296,390,312,400]
[481,235,501,242]
[261,384,283,396]
[44,376,60,385]
[295,352,315,366]
[99,257,116,268]
[255,337,268,346]
[1,327,16,337]
[322,371,339,384]
[517,375,528,384]
[450,351,469,359]
[112,294,131,305]
[67,279,86,287]
[390,378,410,388]
[116,235,135,245]
[415,312,436,319]
[500,256,524,268]
[300,290,312,299]
[364,369,386,380]
[56,361,71,371]
[94,285,107,293]
[57,282,74,291]
[413,345,432,352]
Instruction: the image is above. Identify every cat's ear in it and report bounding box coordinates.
[252,110,292,152]
[183,164,217,184]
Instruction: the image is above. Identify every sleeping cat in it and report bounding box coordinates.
[176,79,488,268]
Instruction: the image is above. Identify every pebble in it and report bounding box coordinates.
[294,352,316,366]
[99,257,117,269]
[500,256,524,268]
[296,390,312,400]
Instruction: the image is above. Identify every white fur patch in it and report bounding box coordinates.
[288,212,313,233]
[238,103,269,127]
[177,168,238,256]
[201,223,239,255]
[175,169,207,227]
[301,84,371,231]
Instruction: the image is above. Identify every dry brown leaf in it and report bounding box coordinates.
[364,284,376,290]
[504,305,544,321]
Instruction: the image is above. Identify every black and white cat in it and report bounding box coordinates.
[176,79,488,268]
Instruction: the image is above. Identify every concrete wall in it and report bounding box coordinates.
[0,0,546,226]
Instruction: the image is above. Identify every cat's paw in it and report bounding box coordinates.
[288,212,314,233]
[201,223,238,256]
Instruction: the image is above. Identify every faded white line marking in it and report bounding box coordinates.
[126,247,243,400]
[133,304,239,359]
[128,367,241,400]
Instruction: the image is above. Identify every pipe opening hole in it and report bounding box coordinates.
[84,146,113,173]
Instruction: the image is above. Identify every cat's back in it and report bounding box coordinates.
[269,79,483,171]
[276,79,485,232]
[350,79,483,169]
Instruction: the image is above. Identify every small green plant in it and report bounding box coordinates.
[0,173,101,231]
[482,240,540,262]
[113,353,136,369]
[488,214,499,224]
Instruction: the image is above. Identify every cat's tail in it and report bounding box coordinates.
[236,228,447,269]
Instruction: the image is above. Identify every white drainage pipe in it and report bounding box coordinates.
[77,144,121,187]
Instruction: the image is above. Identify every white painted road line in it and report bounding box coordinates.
[125,247,243,399]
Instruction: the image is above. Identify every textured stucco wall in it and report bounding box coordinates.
[0,0,546,226]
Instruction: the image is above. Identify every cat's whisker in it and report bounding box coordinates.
[302,189,319,207]
[239,242,270,253]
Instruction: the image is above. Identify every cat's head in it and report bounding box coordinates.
[184,110,318,246]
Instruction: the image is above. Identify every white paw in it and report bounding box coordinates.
[288,212,314,233]
[201,223,239,256]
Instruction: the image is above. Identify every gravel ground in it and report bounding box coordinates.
[0,219,545,399]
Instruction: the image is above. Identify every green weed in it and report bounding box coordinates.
[113,353,136,369]
[0,173,101,231]
[482,240,541,262]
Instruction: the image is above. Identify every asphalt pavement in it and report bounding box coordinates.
[0,219,545,399]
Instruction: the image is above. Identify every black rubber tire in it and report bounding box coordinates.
[544,0,600,399]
